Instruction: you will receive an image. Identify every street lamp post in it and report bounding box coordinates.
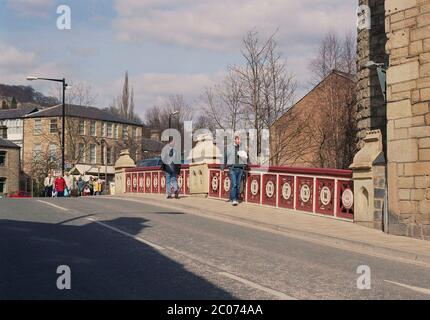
[27,76,68,175]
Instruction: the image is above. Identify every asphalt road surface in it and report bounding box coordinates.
[1,197,429,300]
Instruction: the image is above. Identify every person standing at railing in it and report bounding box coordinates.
[221,133,248,206]
[161,137,181,199]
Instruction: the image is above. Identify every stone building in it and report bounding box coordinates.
[270,70,356,169]
[356,0,389,150]
[385,0,430,239]
[0,138,20,196]
[22,104,143,184]
[355,0,430,240]
[0,106,39,161]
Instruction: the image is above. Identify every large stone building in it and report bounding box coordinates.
[270,70,356,169]
[355,0,430,240]
[0,106,39,161]
[22,104,143,185]
[0,138,20,196]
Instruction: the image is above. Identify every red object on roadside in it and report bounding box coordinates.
[8,191,32,198]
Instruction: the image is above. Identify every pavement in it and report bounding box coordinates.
[1,196,430,299]
[112,193,430,268]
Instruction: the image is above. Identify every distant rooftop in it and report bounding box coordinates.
[25,104,142,126]
[0,106,39,120]
[0,138,20,149]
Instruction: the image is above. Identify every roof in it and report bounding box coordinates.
[0,138,20,149]
[0,106,39,120]
[271,69,356,128]
[142,137,165,152]
[25,104,142,126]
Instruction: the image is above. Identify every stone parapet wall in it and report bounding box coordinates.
[385,0,430,240]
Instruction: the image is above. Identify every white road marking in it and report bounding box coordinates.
[86,217,165,251]
[218,272,297,300]
[385,280,430,296]
[37,200,69,211]
[36,198,297,299]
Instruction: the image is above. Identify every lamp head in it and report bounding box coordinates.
[26,76,38,81]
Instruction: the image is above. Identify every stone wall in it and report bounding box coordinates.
[0,146,20,195]
[356,0,389,150]
[385,0,430,240]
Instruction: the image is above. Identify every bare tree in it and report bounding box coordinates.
[108,71,142,124]
[201,70,244,131]
[51,81,98,106]
[308,31,357,85]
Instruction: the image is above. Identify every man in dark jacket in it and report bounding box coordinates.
[221,134,248,206]
[161,138,181,199]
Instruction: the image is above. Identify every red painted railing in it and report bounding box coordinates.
[125,164,354,221]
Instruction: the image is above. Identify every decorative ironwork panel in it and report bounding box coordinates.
[221,170,231,199]
[132,173,138,193]
[296,176,314,212]
[337,180,354,220]
[247,174,261,204]
[262,174,277,206]
[138,173,145,193]
[316,178,335,215]
[209,170,221,198]
[151,172,159,193]
[126,173,132,193]
[278,175,294,209]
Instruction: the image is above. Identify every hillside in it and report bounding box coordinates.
[0,84,58,108]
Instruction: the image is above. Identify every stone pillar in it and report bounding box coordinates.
[188,133,222,197]
[113,149,136,195]
[385,0,430,240]
[350,130,386,229]
[356,0,389,150]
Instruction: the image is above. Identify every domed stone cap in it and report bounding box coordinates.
[114,149,136,169]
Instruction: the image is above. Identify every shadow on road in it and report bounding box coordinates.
[0,216,235,300]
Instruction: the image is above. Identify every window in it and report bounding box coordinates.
[90,121,96,136]
[107,147,113,165]
[122,125,128,138]
[0,178,5,194]
[114,125,118,140]
[49,144,57,161]
[132,127,137,139]
[33,144,41,160]
[34,119,42,135]
[50,119,58,134]
[0,126,7,139]
[79,120,85,135]
[107,123,113,138]
[0,151,6,167]
[102,122,107,137]
[78,143,85,163]
[89,144,96,164]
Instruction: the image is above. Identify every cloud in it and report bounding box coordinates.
[0,44,36,72]
[6,0,54,17]
[113,0,357,51]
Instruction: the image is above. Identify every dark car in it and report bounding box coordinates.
[137,157,163,168]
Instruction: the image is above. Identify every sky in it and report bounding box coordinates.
[0,0,357,119]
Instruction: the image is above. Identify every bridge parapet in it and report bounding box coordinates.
[124,164,354,221]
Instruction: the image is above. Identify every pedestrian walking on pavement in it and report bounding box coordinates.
[43,173,54,197]
[221,133,248,206]
[54,174,66,198]
[77,176,85,197]
[161,137,181,199]
[64,172,73,197]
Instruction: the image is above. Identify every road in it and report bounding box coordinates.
[1,197,429,300]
